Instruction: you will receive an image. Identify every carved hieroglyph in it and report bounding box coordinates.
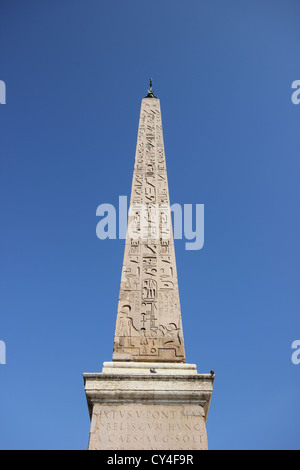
[113,96,185,362]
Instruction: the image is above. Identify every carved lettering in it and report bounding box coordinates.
[89,405,207,450]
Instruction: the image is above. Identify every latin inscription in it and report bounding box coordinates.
[89,405,207,450]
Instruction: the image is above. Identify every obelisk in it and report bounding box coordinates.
[83,81,214,450]
[112,80,184,363]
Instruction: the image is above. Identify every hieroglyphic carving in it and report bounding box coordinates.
[142,279,157,300]
[113,97,185,362]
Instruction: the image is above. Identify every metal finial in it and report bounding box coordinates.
[145,77,156,98]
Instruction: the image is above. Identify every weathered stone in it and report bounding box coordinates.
[83,85,214,450]
[113,96,185,363]
[84,362,214,450]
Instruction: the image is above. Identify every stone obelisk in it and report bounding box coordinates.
[112,81,184,364]
[83,81,214,450]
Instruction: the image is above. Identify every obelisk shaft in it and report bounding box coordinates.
[113,95,185,363]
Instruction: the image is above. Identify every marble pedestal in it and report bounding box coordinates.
[83,362,214,450]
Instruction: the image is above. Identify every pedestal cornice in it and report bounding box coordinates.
[83,362,214,423]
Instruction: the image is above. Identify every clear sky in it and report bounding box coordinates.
[0,0,299,450]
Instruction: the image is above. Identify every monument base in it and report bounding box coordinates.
[83,362,214,450]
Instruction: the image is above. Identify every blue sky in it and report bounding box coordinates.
[0,0,299,450]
